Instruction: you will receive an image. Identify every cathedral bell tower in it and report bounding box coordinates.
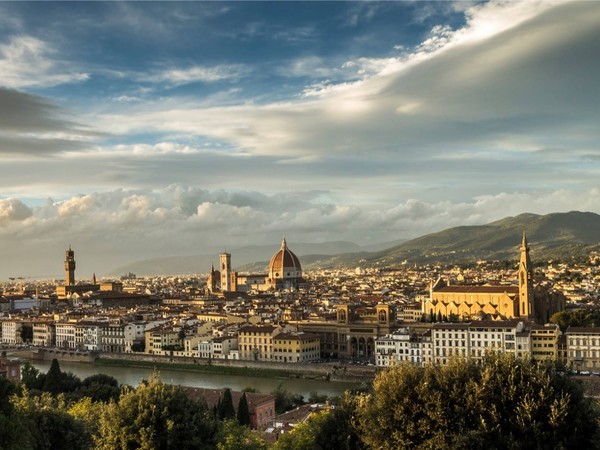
[219,252,231,292]
[518,232,534,318]
[65,245,76,286]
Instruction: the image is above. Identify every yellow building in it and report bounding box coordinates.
[238,324,281,361]
[272,332,320,363]
[423,234,564,324]
[144,326,182,354]
[530,324,560,361]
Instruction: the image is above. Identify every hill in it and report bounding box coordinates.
[306,211,600,269]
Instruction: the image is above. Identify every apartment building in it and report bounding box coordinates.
[55,322,77,349]
[565,327,600,371]
[375,327,432,367]
[238,325,281,361]
[32,321,55,347]
[272,332,320,363]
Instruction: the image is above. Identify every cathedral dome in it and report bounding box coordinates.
[269,238,302,280]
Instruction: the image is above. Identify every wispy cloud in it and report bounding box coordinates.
[137,64,250,86]
[0,35,88,88]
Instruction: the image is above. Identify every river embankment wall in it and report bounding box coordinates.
[15,348,376,382]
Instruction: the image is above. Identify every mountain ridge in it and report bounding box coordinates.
[108,211,600,276]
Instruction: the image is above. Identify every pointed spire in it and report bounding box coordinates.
[281,236,287,249]
[521,231,529,251]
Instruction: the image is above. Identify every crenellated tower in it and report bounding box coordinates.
[64,246,76,286]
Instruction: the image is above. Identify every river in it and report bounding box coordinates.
[30,359,360,398]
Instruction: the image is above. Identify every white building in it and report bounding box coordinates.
[55,323,77,349]
[375,327,432,367]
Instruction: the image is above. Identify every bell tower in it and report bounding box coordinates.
[518,232,534,318]
[219,252,231,292]
[65,246,76,286]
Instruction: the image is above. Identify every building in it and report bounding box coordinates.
[55,322,77,349]
[56,247,100,298]
[32,321,55,347]
[272,332,320,363]
[295,303,395,360]
[422,234,565,323]
[375,327,432,367]
[185,387,276,429]
[238,324,281,361]
[375,319,561,368]
[565,327,600,372]
[0,351,20,383]
[208,239,307,293]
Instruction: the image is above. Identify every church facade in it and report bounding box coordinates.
[422,234,565,324]
[207,238,307,293]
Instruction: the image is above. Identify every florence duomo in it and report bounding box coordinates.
[207,238,306,294]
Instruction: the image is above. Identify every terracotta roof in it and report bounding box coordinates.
[566,327,600,334]
[269,238,302,274]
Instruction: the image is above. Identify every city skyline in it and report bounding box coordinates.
[1,1,600,278]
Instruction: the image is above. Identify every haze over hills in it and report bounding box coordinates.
[109,211,600,276]
[108,240,406,277]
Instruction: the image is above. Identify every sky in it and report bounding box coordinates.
[1,1,600,279]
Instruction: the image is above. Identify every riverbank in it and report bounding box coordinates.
[10,347,377,383]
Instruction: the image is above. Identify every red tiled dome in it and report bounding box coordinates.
[269,238,302,278]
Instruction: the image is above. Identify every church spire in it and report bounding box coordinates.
[518,231,534,319]
[281,236,287,250]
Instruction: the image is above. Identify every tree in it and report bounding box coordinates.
[20,361,45,391]
[11,392,91,450]
[272,383,304,414]
[74,374,121,403]
[356,354,600,449]
[217,388,235,421]
[274,392,366,450]
[94,374,217,450]
[42,359,64,394]
[236,392,251,426]
[216,420,268,450]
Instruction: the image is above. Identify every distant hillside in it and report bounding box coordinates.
[108,241,367,276]
[108,211,600,276]
[306,211,600,269]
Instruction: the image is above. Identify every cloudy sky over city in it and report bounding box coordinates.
[1,1,599,278]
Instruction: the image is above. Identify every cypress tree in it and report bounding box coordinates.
[236,392,251,426]
[217,388,235,420]
[42,358,63,394]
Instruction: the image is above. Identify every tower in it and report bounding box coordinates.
[220,252,231,292]
[518,232,534,318]
[64,246,76,286]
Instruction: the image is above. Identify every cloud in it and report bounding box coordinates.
[91,1,600,173]
[1,186,599,279]
[0,198,33,225]
[0,88,99,156]
[137,64,249,86]
[0,35,88,88]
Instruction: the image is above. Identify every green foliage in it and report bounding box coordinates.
[550,309,600,332]
[93,374,217,450]
[216,420,268,450]
[20,361,45,391]
[74,374,120,403]
[272,383,304,414]
[0,377,24,450]
[216,388,236,421]
[237,392,251,426]
[356,354,600,449]
[275,393,365,450]
[11,392,91,450]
